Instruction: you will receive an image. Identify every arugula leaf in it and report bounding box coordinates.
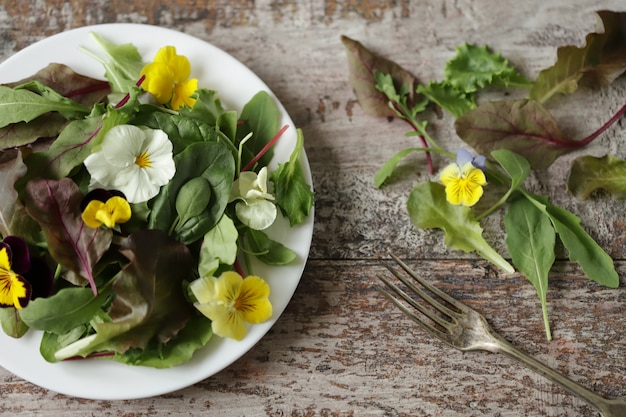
[341,35,419,118]
[80,32,144,93]
[269,129,314,226]
[455,99,582,169]
[0,86,90,129]
[417,81,475,118]
[407,181,514,273]
[504,195,555,340]
[19,286,112,335]
[54,230,196,360]
[178,88,227,129]
[198,214,238,277]
[524,192,619,288]
[23,178,113,293]
[567,154,626,200]
[530,11,626,103]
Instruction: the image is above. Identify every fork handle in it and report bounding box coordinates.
[491,334,624,417]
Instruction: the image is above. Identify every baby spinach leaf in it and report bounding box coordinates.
[524,192,619,288]
[175,177,212,226]
[0,307,29,338]
[236,91,281,170]
[269,129,314,226]
[19,286,112,335]
[341,35,419,118]
[455,99,582,169]
[23,178,113,293]
[149,141,235,245]
[504,195,555,340]
[407,181,514,273]
[54,230,196,360]
[198,214,238,278]
[567,154,626,200]
[531,11,626,103]
[244,228,297,266]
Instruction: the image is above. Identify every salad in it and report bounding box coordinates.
[0,32,314,368]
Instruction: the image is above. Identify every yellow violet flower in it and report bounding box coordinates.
[140,46,198,110]
[440,150,487,207]
[0,247,29,309]
[82,196,131,229]
[189,271,272,341]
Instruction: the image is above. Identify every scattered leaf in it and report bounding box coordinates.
[567,154,626,200]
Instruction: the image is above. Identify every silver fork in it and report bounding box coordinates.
[376,253,626,417]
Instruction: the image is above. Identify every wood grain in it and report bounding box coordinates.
[1,0,625,415]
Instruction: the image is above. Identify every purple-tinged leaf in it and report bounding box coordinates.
[0,149,27,237]
[23,178,112,294]
[455,99,583,169]
[530,11,626,103]
[341,35,419,117]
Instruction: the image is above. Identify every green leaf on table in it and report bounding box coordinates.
[54,229,197,361]
[417,81,476,118]
[23,178,113,292]
[504,195,555,340]
[530,11,626,103]
[444,43,532,93]
[81,31,145,93]
[567,154,626,200]
[491,149,531,190]
[269,129,314,226]
[524,192,619,288]
[455,99,583,169]
[407,181,514,273]
[149,141,235,245]
[236,91,281,170]
[19,286,112,335]
[374,146,429,188]
[341,35,419,118]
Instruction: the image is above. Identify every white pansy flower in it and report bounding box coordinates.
[229,167,277,230]
[84,125,175,203]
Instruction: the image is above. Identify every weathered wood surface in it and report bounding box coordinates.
[1,1,625,416]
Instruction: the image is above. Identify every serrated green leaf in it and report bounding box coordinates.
[407,181,514,273]
[417,81,476,118]
[567,154,626,200]
[505,195,555,340]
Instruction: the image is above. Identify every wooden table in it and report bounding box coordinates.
[1,1,625,415]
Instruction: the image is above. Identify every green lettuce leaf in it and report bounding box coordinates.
[567,154,626,200]
[530,11,626,103]
[54,229,197,360]
[407,181,514,273]
[0,307,29,338]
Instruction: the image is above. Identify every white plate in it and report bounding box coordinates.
[0,24,313,400]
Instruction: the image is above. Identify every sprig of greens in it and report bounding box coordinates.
[343,9,625,340]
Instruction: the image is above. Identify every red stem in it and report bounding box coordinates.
[391,101,434,174]
[234,258,246,277]
[113,75,146,109]
[578,103,626,147]
[241,124,289,172]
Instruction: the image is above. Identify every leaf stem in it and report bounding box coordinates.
[241,124,289,172]
[578,103,626,146]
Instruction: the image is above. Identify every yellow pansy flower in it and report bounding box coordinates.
[189,271,273,341]
[440,150,487,207]
[140,46,198,110]
[82,196,131,229]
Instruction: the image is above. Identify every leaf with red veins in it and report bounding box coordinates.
[341,35,419,118]
[24,178,112,294]
[455,99,584,169]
